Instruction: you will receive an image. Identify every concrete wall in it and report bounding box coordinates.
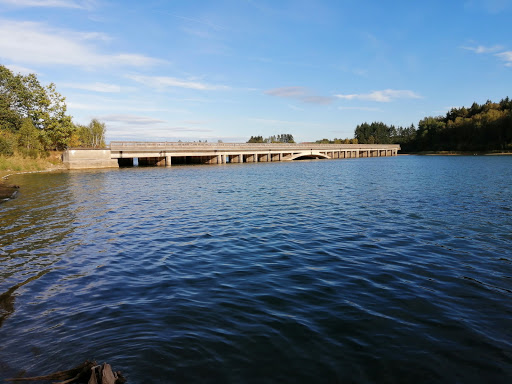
[63,149,119,169]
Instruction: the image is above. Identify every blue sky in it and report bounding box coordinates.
[1,0,511,143]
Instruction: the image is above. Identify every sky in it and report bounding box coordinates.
[0,0,511,143]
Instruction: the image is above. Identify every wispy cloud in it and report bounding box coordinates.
[127,74,229,90]
[335,89,421,102]
[264,86,334,105]
[464,0,512,14]
[99,114,167,125]
[5,64,37,75]
[104,116,214,141]
[0,0,95,9]
[0,20,163,68]
[98,115,213,135]
[287,104,303,111]
[462,43,512,67]
[171,14,226,31]
[338,106,383,111]
[496,51,512,66]
[249,118,327,129]
[462,45,504,54]
[61,82,122,93]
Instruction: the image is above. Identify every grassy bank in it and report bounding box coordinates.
[0,152,64,180]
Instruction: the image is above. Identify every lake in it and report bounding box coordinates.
[1,155,511,383]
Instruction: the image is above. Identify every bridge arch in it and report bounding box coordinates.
[290,151,330,160]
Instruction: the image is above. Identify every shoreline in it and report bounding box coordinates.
[401,151,512,156]
[0,165,65,201]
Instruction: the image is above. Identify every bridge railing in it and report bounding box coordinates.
[109,141,400,150]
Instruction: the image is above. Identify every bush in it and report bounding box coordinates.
[18,147,41,159]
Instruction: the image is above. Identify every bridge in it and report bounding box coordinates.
[63,142,401,169]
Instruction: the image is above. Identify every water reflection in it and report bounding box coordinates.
[0,270,49,327]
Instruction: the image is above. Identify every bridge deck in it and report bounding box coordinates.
[63,142,401,169]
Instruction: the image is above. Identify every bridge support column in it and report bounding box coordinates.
[166,156,172,166]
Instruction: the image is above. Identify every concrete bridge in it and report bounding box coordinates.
[63,142,401,169]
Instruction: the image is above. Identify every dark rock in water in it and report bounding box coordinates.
[5,360,127,383]
[0,183,19,201]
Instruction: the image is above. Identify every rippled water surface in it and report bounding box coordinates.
[1,156,512,383]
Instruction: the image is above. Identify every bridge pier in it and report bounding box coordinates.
[63,143,401,169]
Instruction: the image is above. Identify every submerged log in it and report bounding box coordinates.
[4,361,126,384]
[0,183,19,200]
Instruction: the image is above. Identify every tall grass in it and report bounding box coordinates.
[0,152,62,174]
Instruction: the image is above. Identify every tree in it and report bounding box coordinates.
[247,135,264,143]
[89,119,106,148]
[0,129,15,156]
[18,118,41,151]
[72,120,106,148]
[0,65,76,151]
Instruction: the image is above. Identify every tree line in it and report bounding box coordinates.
[247,134,295,143]
[314,137,359,144]
[0,65,106,158]
[353,98,512,152]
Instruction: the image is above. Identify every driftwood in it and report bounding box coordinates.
[0,183,19,200]
[4,361,126,384]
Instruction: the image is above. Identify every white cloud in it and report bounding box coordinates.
[97,115,213,137]
[5,64,37,75]
[496,51,512,66]
[264,86,334,105]
[0,20,163,68]
[0,0,95,9]
[462,45,504,54]
[61,82,122,93]
[462,43,512,67]
[127,74,229,90]
[98,114,167,125]
[106,122,213,141]
[335,89,421,102]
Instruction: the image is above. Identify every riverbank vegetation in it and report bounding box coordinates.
[0,65,106,168]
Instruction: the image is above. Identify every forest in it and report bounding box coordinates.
[0,65,105,158]
[352,98,512,152]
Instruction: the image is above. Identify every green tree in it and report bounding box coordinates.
[18,118,41,152]
[0,129,16,156]
[0,64,76,151]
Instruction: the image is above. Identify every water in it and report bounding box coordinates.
[1,156,511,383]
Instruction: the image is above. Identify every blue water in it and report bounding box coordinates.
[1,156,511,383]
